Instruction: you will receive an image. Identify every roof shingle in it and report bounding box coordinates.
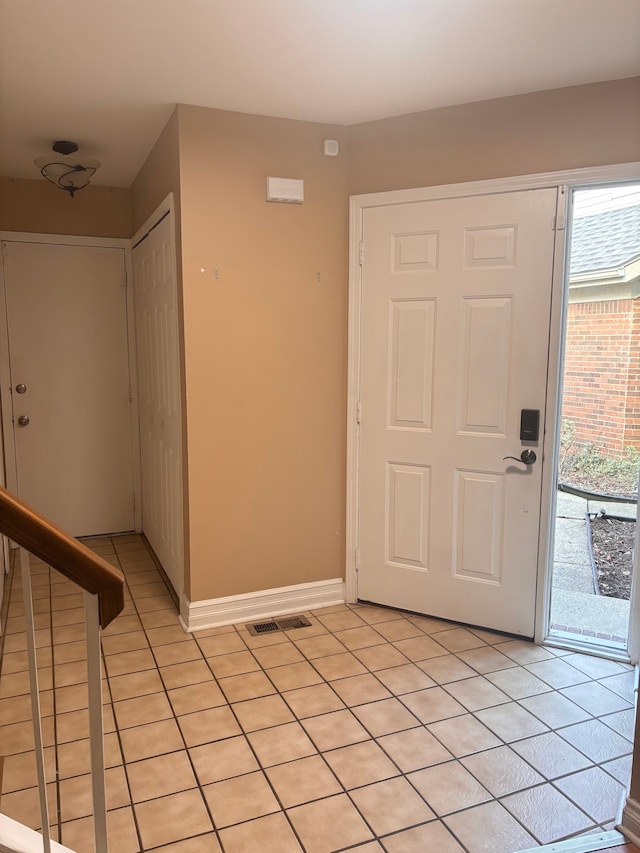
[570,205,640,275]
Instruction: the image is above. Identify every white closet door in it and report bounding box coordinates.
[133,214,183,595]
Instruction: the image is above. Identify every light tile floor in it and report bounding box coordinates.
[0,535,638,853]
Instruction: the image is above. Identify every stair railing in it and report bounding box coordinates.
[0,486,124,853]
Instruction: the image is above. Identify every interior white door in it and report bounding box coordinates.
[132,214,183,595]
[358,188,558,637]
[2,240,134,537]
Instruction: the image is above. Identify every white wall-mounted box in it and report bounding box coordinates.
[266,177,304,204]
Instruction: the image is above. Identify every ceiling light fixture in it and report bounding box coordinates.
[34,141,101,198]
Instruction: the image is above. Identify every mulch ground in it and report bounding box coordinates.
[588,514,634,600]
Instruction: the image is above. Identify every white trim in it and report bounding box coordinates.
[543,632,630,663]
[570,268,626,285]
[179,578,346,632]
[347,161,640,619]
[0,813,74,853]
[627,515,640,664]
[0,240,19,498]
[345,198,362,604]
[0,231,130,249]
[535,185,570,645]
[0,426,6,614]
[620,796,640,846]
[518,829,630,853]
[351,163,640,209]
[123,241,142,532]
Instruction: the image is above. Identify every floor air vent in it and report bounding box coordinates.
[246,615,312,636]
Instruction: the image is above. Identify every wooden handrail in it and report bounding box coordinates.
[0,486,124,628]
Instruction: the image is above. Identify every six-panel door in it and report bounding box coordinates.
[357,189,558,636]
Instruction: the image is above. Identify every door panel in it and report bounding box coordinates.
[389,299,435,429]
[132,215,183,595]
[458,297,511,434]
[2,241,134,536]
[358,189,558,636]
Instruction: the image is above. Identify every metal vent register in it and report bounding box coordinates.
[246,615,312,636]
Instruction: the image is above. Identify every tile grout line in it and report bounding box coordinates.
[104,535,209,853]
[2,538,637,852]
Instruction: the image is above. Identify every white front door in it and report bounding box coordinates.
[2,240,135,537]
[357,188,558,636]
[132,214,183,595]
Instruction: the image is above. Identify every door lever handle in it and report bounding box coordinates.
[503,450,536,465]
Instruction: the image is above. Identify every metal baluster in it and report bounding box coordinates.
[19,546,51,853]
[84,592,108,853]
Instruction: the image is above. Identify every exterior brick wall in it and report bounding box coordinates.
[623,297,640,450]
[561,297,637,457]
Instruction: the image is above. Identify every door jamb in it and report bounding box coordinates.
[0,231,141,532]
[346,162,640,646]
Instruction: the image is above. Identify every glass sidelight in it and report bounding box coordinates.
[548,182,640,659]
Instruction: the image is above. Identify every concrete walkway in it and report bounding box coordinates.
[550,490,635,644]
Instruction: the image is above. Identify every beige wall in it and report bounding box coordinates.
[177,105,349,601]
[151,80,640,604]
[131,107,181,235]
[0,177,131,237]
[348,77,640,195]
[5,82,640,810]
[4,78,639,607]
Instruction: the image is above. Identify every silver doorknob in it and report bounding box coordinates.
[17,415,30,427]
[15,384,27,394]
[503,449,536,465]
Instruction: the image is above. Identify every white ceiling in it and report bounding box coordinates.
[1,0,639,188]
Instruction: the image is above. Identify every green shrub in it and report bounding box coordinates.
[558,419,639,496]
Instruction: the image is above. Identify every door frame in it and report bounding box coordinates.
[0,231,142,533]
[346,161,640,648]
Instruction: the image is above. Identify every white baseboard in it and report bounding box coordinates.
[180,577,345,632]
[620,796,640,846]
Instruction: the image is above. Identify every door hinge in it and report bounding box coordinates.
[358,241,364,266]
[128,384,133,403]
[554,185,567,231]
[356,400,362,425]
[132,492,136,513]
[355,548,360,571]
[123,270,128,289]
